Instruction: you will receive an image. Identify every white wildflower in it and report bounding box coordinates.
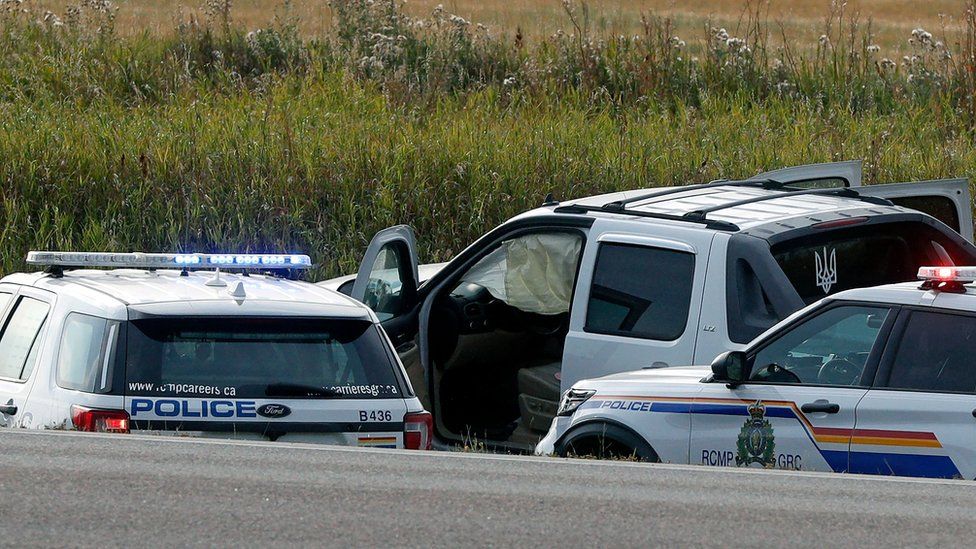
[726,37,745,50]
[867,44,880,53]
[503,76,516,86]
[819,34,830,47]
[911,27,933,45]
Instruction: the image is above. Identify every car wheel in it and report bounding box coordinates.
[556,422,659,462]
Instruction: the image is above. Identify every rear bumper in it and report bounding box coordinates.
[131,429,405,449]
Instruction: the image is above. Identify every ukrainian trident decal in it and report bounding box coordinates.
[735,400,776,468]
[814,246,837,294]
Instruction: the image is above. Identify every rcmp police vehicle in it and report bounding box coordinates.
[327,161,976,453]
[537,266,976,479]
[0,252,432,450]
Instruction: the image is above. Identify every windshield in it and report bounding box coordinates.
[124,318,404,399]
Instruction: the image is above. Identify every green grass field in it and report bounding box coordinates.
[1,0,976,278]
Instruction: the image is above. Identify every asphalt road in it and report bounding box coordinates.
[2,430,975,548]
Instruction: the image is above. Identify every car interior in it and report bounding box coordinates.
[748,306,887,386]
[425,231,584,449]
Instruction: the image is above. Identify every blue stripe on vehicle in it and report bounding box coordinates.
[649,402,693,413]
[688,403,747,416]
[819,449,850,473]
[848,451,961,478]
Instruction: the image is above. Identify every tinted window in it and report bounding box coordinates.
[125,318,403,399]
[889,195,960,233]
[0,297,50,381]
[774,222,976,304]
[886,312,976,393]
[585,244,695,340]
[750,305,889,386]
[57,314,119,393]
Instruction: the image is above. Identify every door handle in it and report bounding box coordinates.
[0,404,17,416]
[801,400,839,414]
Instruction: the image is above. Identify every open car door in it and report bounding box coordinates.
[857,179,974,242]
[350,225,421,351]
[748,160,863,188]
[750,161,973,242]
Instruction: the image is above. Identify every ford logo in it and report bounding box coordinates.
[257,404,291,418]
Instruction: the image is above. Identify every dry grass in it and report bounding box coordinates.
[31,0,969,49]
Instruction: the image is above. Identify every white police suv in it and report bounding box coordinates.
[0,252,432,450]
[328,160,976,453]
[537,266,976,479]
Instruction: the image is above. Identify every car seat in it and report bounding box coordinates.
[516,362,561,433]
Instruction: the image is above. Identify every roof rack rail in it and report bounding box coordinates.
[603,178,787,210]
[553,203,740,231]
[551,176,876,232]
[681,187,893,223]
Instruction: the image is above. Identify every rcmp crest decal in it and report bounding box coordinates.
[736,400,776,468]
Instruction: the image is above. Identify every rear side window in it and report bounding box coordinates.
[57,313,120,393]
[886,311,976,393]
[125,318,404,399]
[888,196,960,233]
[585,244,695,341]
[773,222,976,305]
[0,297,50,381]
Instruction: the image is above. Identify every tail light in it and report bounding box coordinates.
[403,411,432,450]
[71,405,130,433]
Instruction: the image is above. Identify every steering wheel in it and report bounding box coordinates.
[818,358,861,386]
[756,362,802,384]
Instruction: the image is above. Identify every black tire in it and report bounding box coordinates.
[555,421,659,462]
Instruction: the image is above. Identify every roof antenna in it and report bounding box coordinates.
[205,268,227,288]
[542,192,558,207]
[228,281,246,299]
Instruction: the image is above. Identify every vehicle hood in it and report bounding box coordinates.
[577,365,711,390]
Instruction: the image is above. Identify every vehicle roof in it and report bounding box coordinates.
[830,281,976,311]
[534,184,910,234]
[0,269,372,318]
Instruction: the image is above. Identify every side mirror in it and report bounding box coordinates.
[710,351,748,385]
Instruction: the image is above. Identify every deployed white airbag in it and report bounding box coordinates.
[462,233,583,315]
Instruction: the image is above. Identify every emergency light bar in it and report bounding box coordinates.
[26,251,312,270]
[917,266,976,283]
[917,266,976,293]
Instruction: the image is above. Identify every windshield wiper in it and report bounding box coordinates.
[265,383,341,398]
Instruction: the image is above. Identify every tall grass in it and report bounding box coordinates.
[1,0,976,278]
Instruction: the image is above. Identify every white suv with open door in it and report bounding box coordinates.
[0,252,432,450]
[323,161,976,453]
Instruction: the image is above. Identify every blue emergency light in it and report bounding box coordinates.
[26,251,312,270]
